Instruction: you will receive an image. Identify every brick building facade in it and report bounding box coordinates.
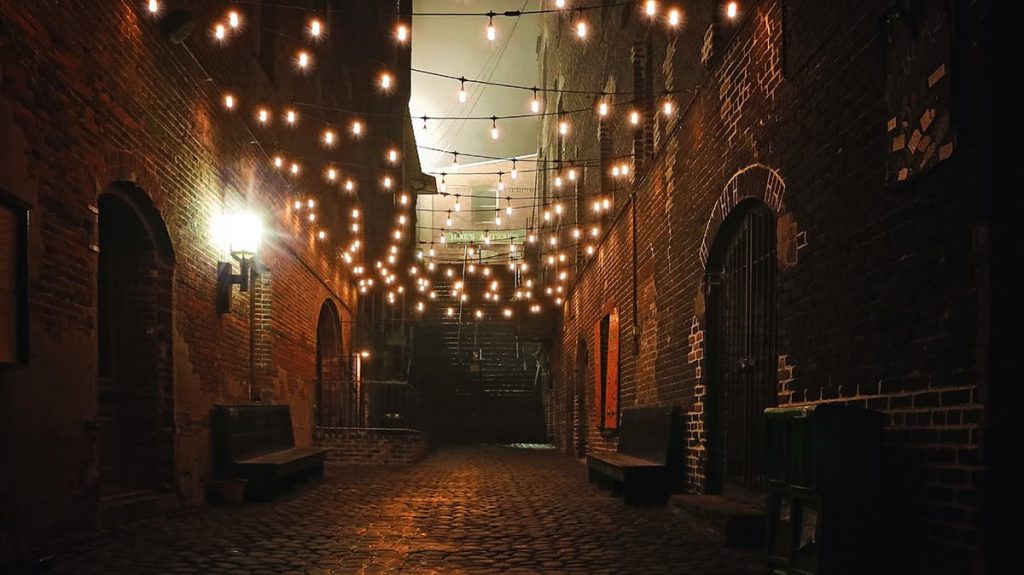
[0,0,420,560]
[538,0,993,570]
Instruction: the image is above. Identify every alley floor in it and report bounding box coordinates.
[54,446,764,574]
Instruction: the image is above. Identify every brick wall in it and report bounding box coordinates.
[0,0,411,560]
[539,0,990,567]
[315,427,428,465]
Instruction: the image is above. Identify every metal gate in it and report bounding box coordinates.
[706,200,777,494]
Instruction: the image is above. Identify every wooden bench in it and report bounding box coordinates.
[587,406,682,504]
[211,405,329,501]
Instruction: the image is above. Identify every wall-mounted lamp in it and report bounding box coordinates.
[216,211,262,313]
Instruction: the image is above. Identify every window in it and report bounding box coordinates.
[592,307,620,430]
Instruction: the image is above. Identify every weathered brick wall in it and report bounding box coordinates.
[540,0,989,565]
[0,0,409,559]
[315,428,428,465]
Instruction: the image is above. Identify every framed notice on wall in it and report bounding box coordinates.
[0,189,29,365]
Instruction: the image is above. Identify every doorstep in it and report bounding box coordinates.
[669,494,765,548]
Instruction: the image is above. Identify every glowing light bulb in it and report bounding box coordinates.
[559,120,569,135]
[555,203,563,215]
[668,8,681,26]
[223,94,235,109]
[323,129,335,146]
[273,156,284,169]
[318,230,327,240]
[446,212,453,227]
[351,120,363,135]
[297,51,310,69]
[382,176,392,189]
[531,88,541,113]
[228,10,241,29]
[345,180,355,191]
[396,23,409,42]
[257,108,269,124]
[645,1,656,16]
[290,162,300,175]
[293,200,302,210]
[458,79,467,103]
[727,2,739,19]
[486,15,496,41]
[352,208,360,219]
[612,165,620,177]
[309,212,316,222]
[400,193,409,206]
[454,196,462,212]
[491,117,499,140]
[568,168,577,181]
[309,19,322,38]
[556,0,566,7]
[554,175,563,188]
[214,23,226,41]
[663,100,674,115]
[511,160,518,180]
[506,202,513,216]
[630,110,641,125]
[380,73,392,90]
[388,149,399,164]
[598,101,608,116]
[326,167,337,181]
[148,0,159,14]
[576,19,587,38]
[285,109,297,125]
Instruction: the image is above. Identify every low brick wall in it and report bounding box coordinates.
[314,427,429,465]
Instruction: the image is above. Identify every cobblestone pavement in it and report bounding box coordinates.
[55,446,764,574]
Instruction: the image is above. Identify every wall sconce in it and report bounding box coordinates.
[216,211,262,313]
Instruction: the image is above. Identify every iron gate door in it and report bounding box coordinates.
[707,201,777,494]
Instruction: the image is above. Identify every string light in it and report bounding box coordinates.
[559,119,569,135]
[326,167,338,181]
[227,10,241,29]
[511,159,519,179]
[458,77,468,103]
[388,148,399,164]
[531,88,541,113]
[290,162,300,176]
[556,0,567,7]
[380,72,393,90]
[630,110,641,125]
[322,129,335,147]
[486,13,497,42]
[147,0,159,14]
[318,230,327,241]
[345,179,355,191]
[223,94,235,110]
[273,155,284,169]
[257,108,270,124]
[296,50,311,70]
[396,23,409,42]
[490,117,499,140]
[497,172,505,192]
[575,12,587,38]
[506,197,513,216]
[422,116,428,130]
[213,23,227,42]
[454,194,462,212]
[382,175,393,189]
[645,1,656,16]
[668,7,681,26]
[727,2,739,19]
[351,120,363,136]
[598,100,608,116]
[308,18,322,38]
[495,210,502,226]
[285,109,297,125]
[446,211,453,227]
[439,174,447,193]
[663,100,675,116]
[399,193,409,206]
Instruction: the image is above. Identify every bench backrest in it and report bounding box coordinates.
[617,405,682,466]
[211,405,296,467]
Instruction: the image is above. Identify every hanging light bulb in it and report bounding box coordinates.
[559,119,569,135]
[484,232,491,246]
[351,208,361,219]
[290,162,300,176]
[285,109,297,125]
[228,10,241,29]
[491,117,499,140]
[446,211,453,227]
[440,233,447,245]
[727,2,739,19]
[458,77,467,103]
[439,173,447,193]
[293,200,302,210]
[506,197,513,216]
[531,88,541,113]
[554,174,563,188]
[326,167,337,181]
[318,229,327,241]
[511,159,519,180]
[148,0,160,14]
[396,23,409,42]
[668,7,681,26]
[223,94,236,110]
[345,179,355,191]
[554,203,564,215]
[543,209,551,222]
[663,99,675,116]
[486,13,496,42]
[495,210,502,226]
[645,0,657,16]
[257,108,270,124]
[322,129,335,146]
[399,193,409,206]
[273,155,284,169]
[388,148,399,164]
[214,23,227,41]
[351,120,363,135]
[497,172,505,192]
[422,115,428,130]
[382,175,392,189]
[630,110,641,125]
[451,151,460,169]
[380,72,393,90]
[309,18,322,38]
[576,17,587,38]
[454,194,462,212]
[598,100,608,116]
[296,50,311,70]
[568,167,578,181]
[556,0,567,8]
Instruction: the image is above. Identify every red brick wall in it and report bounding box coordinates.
[0,0,409,558]
[540,0,989,563]
[315,428,428,465]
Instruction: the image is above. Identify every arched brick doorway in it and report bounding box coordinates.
[315,300,347,427]
[705,198,777,497]
[97,183,175,497]
[574,337,588,458]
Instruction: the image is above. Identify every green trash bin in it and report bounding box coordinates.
[764,404,885,574]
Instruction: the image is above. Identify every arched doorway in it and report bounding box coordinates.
[97,183,175,497]
[315,300,346,427]
[574,338,588,458]
[705,199,777,497]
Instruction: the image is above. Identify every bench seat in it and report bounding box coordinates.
[586,406,682,505]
